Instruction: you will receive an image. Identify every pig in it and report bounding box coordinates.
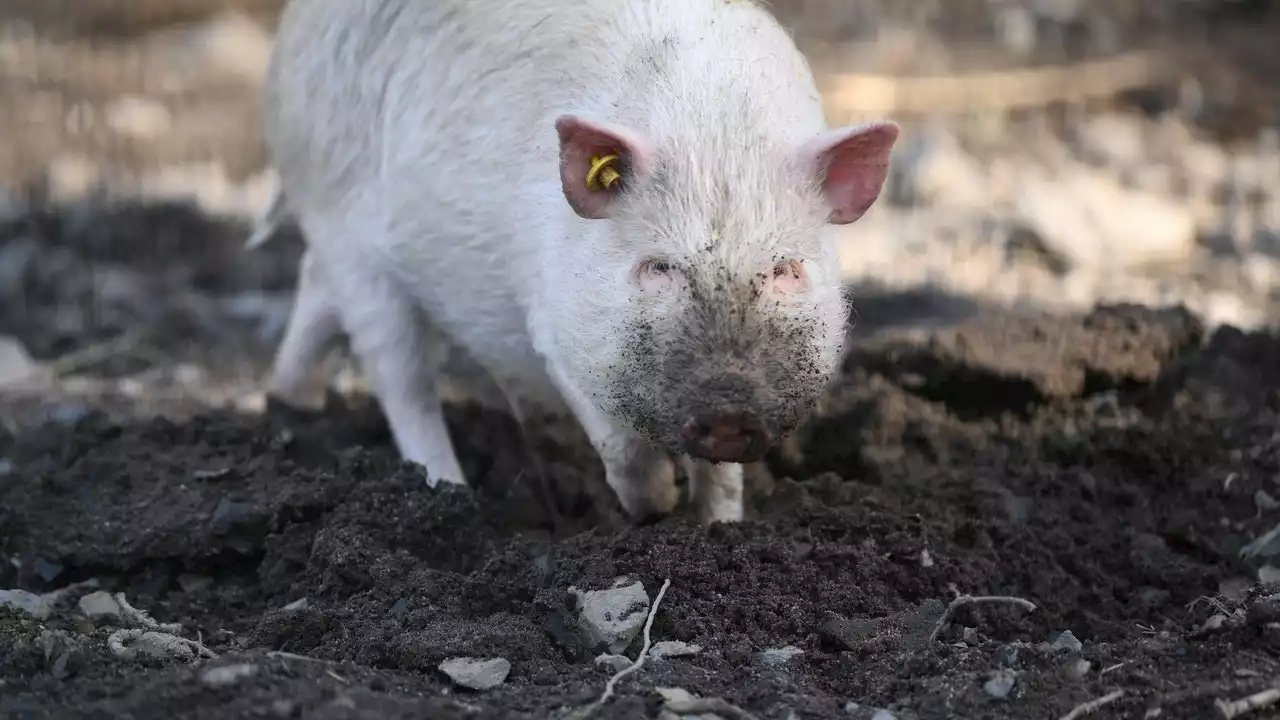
[255,0,899,524]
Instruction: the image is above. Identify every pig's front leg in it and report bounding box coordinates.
[553,380,678,520]
[317,255,467,487]
[681,458,745,524]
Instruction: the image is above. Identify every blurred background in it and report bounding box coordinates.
[0,0,1277,421]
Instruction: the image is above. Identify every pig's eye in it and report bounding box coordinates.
[636,258,680,293]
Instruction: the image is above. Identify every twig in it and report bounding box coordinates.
[47,330,149,377]
[1060,689,1126,720]
[567,578,672,720]
[267,650,332,664]
[115,593,182,633]
[107,628,216,662]
[1215,687,1280,720]
[928,594,1038,644]
[661,696,763,720]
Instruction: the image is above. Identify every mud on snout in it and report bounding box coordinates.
[607,296,837,464]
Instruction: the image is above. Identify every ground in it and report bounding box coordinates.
[3,202,1280,720]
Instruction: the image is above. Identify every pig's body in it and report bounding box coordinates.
[261,0,898,523]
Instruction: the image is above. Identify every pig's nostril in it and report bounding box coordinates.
[680,410,772,463]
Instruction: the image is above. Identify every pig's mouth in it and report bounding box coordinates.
[677,409,773,463]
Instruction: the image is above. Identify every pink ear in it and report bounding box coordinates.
[801,121,899,225]
[555,115,650,220]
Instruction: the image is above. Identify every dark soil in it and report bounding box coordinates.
[5,202,1280,720]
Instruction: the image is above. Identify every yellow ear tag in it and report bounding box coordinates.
[586,154,621,191]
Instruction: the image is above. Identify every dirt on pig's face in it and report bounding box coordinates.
[607,268,844,462]
[591,159,850,462]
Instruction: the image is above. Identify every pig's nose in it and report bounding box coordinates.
[680,410,771,463]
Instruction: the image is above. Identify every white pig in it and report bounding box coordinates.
[256,0,899,524]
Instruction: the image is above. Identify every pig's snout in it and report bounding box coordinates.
[679,409,772,463]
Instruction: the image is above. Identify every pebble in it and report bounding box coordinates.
[438,657,510,690]
[0,589,51,620]
[1063,656,1093,681]
[201,663,259,687]
[760,646,806,667]
[78,591,123,621]
[983,670,1017,699]
[649,640,701,659]
[1050,630,1083,653]
[571,578,650,654]
[0,336,38,388]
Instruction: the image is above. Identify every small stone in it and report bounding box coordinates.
[870,711,897,720]
[1049,630,1083,653]
[438,657,510,690]
[983,670,1016,699]
[0,589,51,620]
[31,558,63,584]
[78,591,123,620]
[760,646,805,667]
[919,549,934,568]
[1258,490,1280,513]
[1219,577,1253,603]
[201,663,259,687]
[594,653,631,672]
[649,641,701,659]
[571,578,649,654]
[961,626,980,645]
[131,632,196,662]
[1063,656,1092,681]
[0,336,39,388]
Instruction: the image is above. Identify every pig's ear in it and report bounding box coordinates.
[799,121,899,225]
[555,115,650,220]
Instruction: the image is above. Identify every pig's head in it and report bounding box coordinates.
[554,114,897,463]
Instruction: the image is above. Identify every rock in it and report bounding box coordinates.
[201,663,259,687]
[649,640,701,659]
[113,631,197,662]
[594,653,631,673]
[983,670,1017,699]
[0,336,39,389]
[1063,656,1092,681]
[760,646,805,667]
[281,597,309,611]
[438,657,510,690]
[78,591,123,621]
[0,589,51,620]
[571,578,650,654]
[1049,630,1083,653]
